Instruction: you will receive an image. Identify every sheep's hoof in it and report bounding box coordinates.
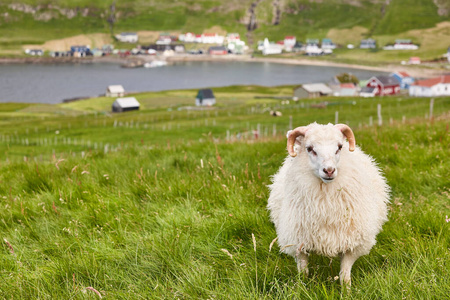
[339,274,352,291]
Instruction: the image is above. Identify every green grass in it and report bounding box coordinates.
[373,0,445,35]
[0,89,449,298]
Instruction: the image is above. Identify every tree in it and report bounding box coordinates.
[336,73,359,85]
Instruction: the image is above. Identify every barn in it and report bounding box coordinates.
[293,83,332,99]
[195,89,216,106]
[366,76,400,96]
[112,97,140,112]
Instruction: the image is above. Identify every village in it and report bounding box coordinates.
[22,30,450,112]
[106,72,450,113]
[23,29,450,111]
[25,31,446,63]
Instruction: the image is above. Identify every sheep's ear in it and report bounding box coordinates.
[334,124,355,151]
[287,126,308,157]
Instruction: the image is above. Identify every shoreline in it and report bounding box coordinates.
[1,54,448,79]
[166,55,449,78]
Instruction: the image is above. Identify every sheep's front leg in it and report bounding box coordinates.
[295,244,309,276]
[339,251,360,286]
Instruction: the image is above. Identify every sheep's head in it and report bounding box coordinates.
[287,123,355,183]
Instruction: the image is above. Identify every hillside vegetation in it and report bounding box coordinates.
[0,88,449,298]
[1,0,449,59]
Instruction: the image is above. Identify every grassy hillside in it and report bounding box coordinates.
[0,88,449,298]
[1,0,449,58]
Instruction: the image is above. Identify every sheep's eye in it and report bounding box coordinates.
[336,144,343,154]
[306,146,316,155]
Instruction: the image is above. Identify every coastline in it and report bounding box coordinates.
[1,53,448,78]
[166,55,449,78]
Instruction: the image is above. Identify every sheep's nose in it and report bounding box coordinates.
[323,167,335,177]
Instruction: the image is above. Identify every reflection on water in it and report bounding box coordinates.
[0,61,386,104]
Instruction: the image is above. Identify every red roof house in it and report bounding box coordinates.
[409,57,421,64]
[209,46,228,55]
[366,75,400,96]
[409,75,450,97]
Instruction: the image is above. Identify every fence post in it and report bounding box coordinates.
[377,104,382,126]
[335,111,339,124]
[429,98,434,121]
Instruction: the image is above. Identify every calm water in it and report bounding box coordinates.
[0,61,386,103]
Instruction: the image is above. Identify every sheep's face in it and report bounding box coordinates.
[303,125,346,183]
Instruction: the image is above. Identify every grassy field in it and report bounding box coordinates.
[0,89,449,298]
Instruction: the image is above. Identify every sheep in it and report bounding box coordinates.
[267,122,390,286]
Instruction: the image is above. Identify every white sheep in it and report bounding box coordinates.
[267,122,390,286]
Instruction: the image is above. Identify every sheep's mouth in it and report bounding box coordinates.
[321,177,335,182]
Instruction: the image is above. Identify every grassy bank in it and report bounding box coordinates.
[0,90,449,298]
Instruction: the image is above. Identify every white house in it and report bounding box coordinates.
[201,33,225,44]
[156,34,173,45]
[284,36,296,51]
[305,39,323,55]
[384,39,419,50]
[227,40,246,54]
[305,44,323,55]
[409,75,450,97]
[360,38,376,49]
[321,38,336,50]
[116,32,138,43]
[179,32,196,43]
[106,85,125,97]
[226,33,241,44]
[195,34,203,43]
[112,97,140,112]
[262,38,283,55]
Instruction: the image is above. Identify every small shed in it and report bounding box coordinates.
[112,97,140,112]
[196,89,216,106]
[106,85,125,97]
[293,83,332,99]
[360,87,377,98]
